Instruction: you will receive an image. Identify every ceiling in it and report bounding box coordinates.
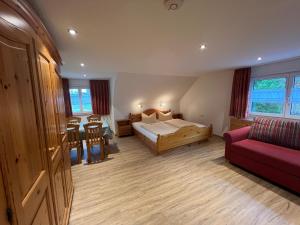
[27,0,300,78]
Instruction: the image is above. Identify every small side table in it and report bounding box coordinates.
[116,119,133,137]
[173,113,183,119]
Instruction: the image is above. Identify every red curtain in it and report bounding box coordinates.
[90,80,110,115]
[229,68,251,119]
[62,78,72,117]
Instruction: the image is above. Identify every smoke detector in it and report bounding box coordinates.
[164,0,184,11]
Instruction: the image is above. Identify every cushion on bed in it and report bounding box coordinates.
[158,111,172,121]
[142,112,157,124]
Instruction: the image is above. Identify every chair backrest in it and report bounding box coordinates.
[67,123,80,145]
[87,114,101,122]
[84,122,103,144]
[67,116,81,124]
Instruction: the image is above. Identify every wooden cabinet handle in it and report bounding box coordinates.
[48,147,55,152]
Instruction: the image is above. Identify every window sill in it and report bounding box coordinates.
[72,112,93,116]
[247,114,300,121]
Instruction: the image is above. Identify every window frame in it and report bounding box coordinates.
[247,72,300,119]
[286,73,300,119]
[69,87,93,115]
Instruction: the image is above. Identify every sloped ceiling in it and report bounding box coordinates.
[27,0,300,78]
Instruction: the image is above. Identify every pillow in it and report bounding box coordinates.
[158,111,173,121]
[248,117,300,150]
[141,112,157,124]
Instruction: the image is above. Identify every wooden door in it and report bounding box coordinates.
[53,71,66,134]
[52,72,73,204]
[37,53,60,157]
[0,166,9,225]
[0,18,55,225]
[61,136,73,204]
[36,52,67,225]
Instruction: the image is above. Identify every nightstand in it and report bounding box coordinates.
[172,113,183,119]
[230,117,253,131]
[116,119,133,137]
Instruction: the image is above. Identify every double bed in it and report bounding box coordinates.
[129,109,213,154]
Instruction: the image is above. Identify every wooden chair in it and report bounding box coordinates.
[67,116,81,124]
[84,122,105,163]
[67,124,82,164]
[87,114,101,122]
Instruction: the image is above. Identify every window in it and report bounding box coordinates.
[248,74,300,118]
[290,76,300,116]
[69,88,92,114]
[249,77,287,115]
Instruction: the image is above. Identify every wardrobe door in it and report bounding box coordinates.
[36,53,67,225]
[61,135,73,205]
[53,71,67,134]
[0,167,9,225]
[52,72,73,205]
[37,53,60,158]
[0,19,55,225]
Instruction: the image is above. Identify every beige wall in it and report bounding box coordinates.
[180,70,234,136]
[113,73,196,121]
[68,71,234,136]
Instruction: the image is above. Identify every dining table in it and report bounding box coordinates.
[67,120,114,157]
[76,121,113,141]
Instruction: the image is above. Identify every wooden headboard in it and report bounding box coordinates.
[129,108,170,123]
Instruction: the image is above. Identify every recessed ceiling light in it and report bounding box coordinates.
[257,57,262,61]
[80,63,85,67]
[200,44,207,50]
[83,74,87,77]
[68,28,77,36]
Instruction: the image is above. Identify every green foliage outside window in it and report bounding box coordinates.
[251,102,283,114]
[250,76,300,116]
[251,78,286,114]
[253,78,286,90]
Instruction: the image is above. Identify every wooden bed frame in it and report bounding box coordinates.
[129,109,213,154]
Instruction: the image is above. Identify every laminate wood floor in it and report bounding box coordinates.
[69,136,300,225]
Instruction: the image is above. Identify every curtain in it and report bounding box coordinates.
[229,68,251,119]
[62,78,72,117]
[90,80,110,115]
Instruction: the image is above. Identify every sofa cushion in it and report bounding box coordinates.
[231,139,300,177]
[248,117,300,150]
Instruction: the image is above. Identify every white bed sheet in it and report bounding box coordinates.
[141,121,178,136]
[165,119,206,128]
[132,122,158,143]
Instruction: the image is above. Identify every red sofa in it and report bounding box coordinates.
[224,126,300,194]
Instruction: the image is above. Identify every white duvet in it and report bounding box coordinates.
[165,119,205,128]
[141,122,177,135]
[140,119,206,136]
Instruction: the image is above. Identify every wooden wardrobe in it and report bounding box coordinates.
[0,1,73,225]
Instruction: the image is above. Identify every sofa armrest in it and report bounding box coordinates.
[223,126,251,160]
[224,126,251,144]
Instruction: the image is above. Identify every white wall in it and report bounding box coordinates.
[252,57,300,77]
[180,70,234,136]
[69,70,234,136]
[69,79,90,88]
[109,76,117,132]
[113,73,196,120]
